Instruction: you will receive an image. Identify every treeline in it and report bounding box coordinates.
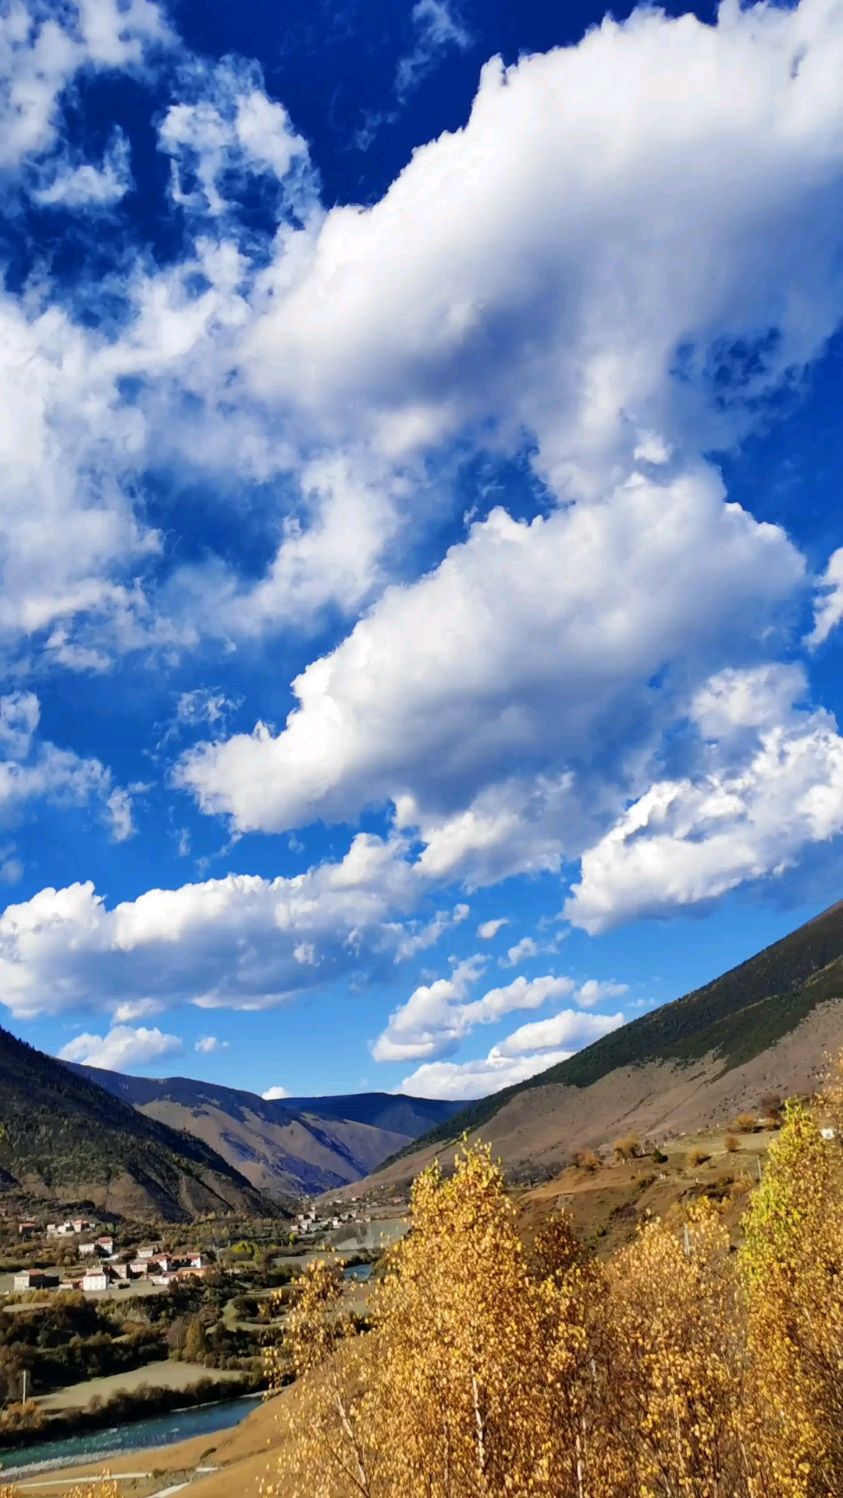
[0,1296,165,1402]
[0,1370,262,1450]
[263,1058,843,1498]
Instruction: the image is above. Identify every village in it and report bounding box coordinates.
[13,1216,212,1295]
[9,1199,387,1300]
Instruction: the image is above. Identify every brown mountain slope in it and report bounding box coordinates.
[65,1068,465,1197]
[0,1026,274,1222]
[132,1097,408,1197]
[354,901,843,1194]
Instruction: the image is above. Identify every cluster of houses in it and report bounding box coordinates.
[65,1244,212,1294]
[294,1205,362,1237]
[12,1220,213,1296]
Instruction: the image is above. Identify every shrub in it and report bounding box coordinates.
[734,1113,758,1133]
[689,1148,711,1168]
[612,1136,641,1162]
[724,1134,739,1153]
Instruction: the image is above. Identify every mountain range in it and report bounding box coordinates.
[358,899,843,1194]
[5,900,841,1219]
[0,1024,270,1222]
[63,1066,465,1197]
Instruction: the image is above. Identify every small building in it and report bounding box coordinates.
[128,1258,150,1277]
[71,1217,92,1233]
[136,1244,162,1260]
[150,1270,178,1286]
[95,1235,114,1255]
[146,1253,174,1273]
[79,1241,98,1257]
[187,1252,208,1269]
[17,1221,37,1239]
[81,1267,110,1293]
[13,1270,58,1291]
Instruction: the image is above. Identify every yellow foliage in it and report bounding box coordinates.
[261,1056,843,1498]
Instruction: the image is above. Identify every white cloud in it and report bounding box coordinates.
[566,666,843,932]
[398,1050,570,1099]
[575,978,629,1009]
[0,831,426,1019]
[807,547,843,648]
[399,1007,623,1098]
[394,901,469,961]
[0,692,40,758]
[399,1004,623,1099]
[244,0,843,495]
[175,688,239,730]
[396,0,472,101]
[0,849,23,885]
[195,1034,229,1053]
[372,964,578,1063]
[501,936,539,967]
[3,0,843,698]
[32,129,131,207]
[180,471,802,884]
[494,1008,624,1057]
[262,1084,289,1100]
[111,998,162,1023]
[157,55,312,220]
[58,1023,182,1072]
[477,917,507,940]
[0,0,169,173]
[0,692,134,842]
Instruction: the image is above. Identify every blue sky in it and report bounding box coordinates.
[1,0,843,1101]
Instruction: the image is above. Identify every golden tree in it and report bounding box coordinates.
[601,1200,745,1497]
[739,1083,843,1497]
[263,1256,375,1498]
[362,1145,594,1497]
[260,1077,843,1498]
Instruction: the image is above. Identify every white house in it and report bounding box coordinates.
[81,1267,110,1293]
[14,1270,58,1291]
[79,1242,97,1257]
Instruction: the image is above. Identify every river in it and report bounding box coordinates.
[0,1392,260,1477]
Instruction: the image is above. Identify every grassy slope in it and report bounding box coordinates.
[387,899,843,1161]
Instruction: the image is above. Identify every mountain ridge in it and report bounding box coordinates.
[368,900,843,1187]
[0,1025,275,1222]
[64,1065,465,1198]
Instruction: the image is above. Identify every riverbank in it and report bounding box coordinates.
[1,1391,263,1484]
[0,1377,261,1471]
[6,1389,286,1497]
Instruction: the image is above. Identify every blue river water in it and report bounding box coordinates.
[0,1393,260,1476]
[343,1262,373,1281]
